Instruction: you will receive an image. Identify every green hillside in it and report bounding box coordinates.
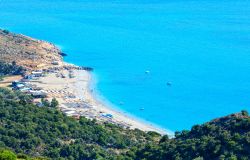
[0,88,158,160]
[0,88,249,160]
[125,111,250,160]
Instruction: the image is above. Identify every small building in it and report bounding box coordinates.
[29,90,47,98]
[16,84,25,88]
[19,87,31,93]
[12,80,24,87]
[31,71,43,77]
[12,81,27,90]
[52,61,59,65]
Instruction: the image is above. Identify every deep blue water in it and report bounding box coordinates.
[1,0,250,131]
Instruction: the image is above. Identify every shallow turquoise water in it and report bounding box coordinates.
[1,0,250,131]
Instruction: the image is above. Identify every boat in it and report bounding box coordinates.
[167,82,172,86]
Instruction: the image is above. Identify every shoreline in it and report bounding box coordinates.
[0,27,172,135]
[26,63,173,135]
[83,70,173,135]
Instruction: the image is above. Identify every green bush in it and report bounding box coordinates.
[0,150,16,160]
[0,61,25,76]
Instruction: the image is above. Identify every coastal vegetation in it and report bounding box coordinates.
[123,110,250,160]
[0,88,158,159]
[0,149,47,160]
[0,149,17,160]
[0,61,25,76]
[0,88,249,160]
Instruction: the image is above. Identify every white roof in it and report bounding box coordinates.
[32,71,43,74]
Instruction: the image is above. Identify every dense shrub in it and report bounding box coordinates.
[0,88,154,159]
[125,111,250,160]
[0,61,25,76]
[0,149,16,160]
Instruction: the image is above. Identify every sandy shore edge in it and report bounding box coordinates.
[75,69,173,135]
[26,63,173,135]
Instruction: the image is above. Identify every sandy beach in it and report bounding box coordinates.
[28,64,171,135]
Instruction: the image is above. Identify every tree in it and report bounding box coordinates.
[50,98,59,108]
[159,135,169,143]
[11,61,16,66]
[41,98,50,107]
[228,154,237,160]
[0,150,17,160]
[241,110,249,116]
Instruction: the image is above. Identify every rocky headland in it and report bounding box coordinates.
[0,29,63,70]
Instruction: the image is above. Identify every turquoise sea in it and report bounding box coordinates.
[1,0,250,131]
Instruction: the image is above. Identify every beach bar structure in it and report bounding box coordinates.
[29,90,47,98]
[31,71,43,77]
[12,80,47,98]
[12,81,27,90]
